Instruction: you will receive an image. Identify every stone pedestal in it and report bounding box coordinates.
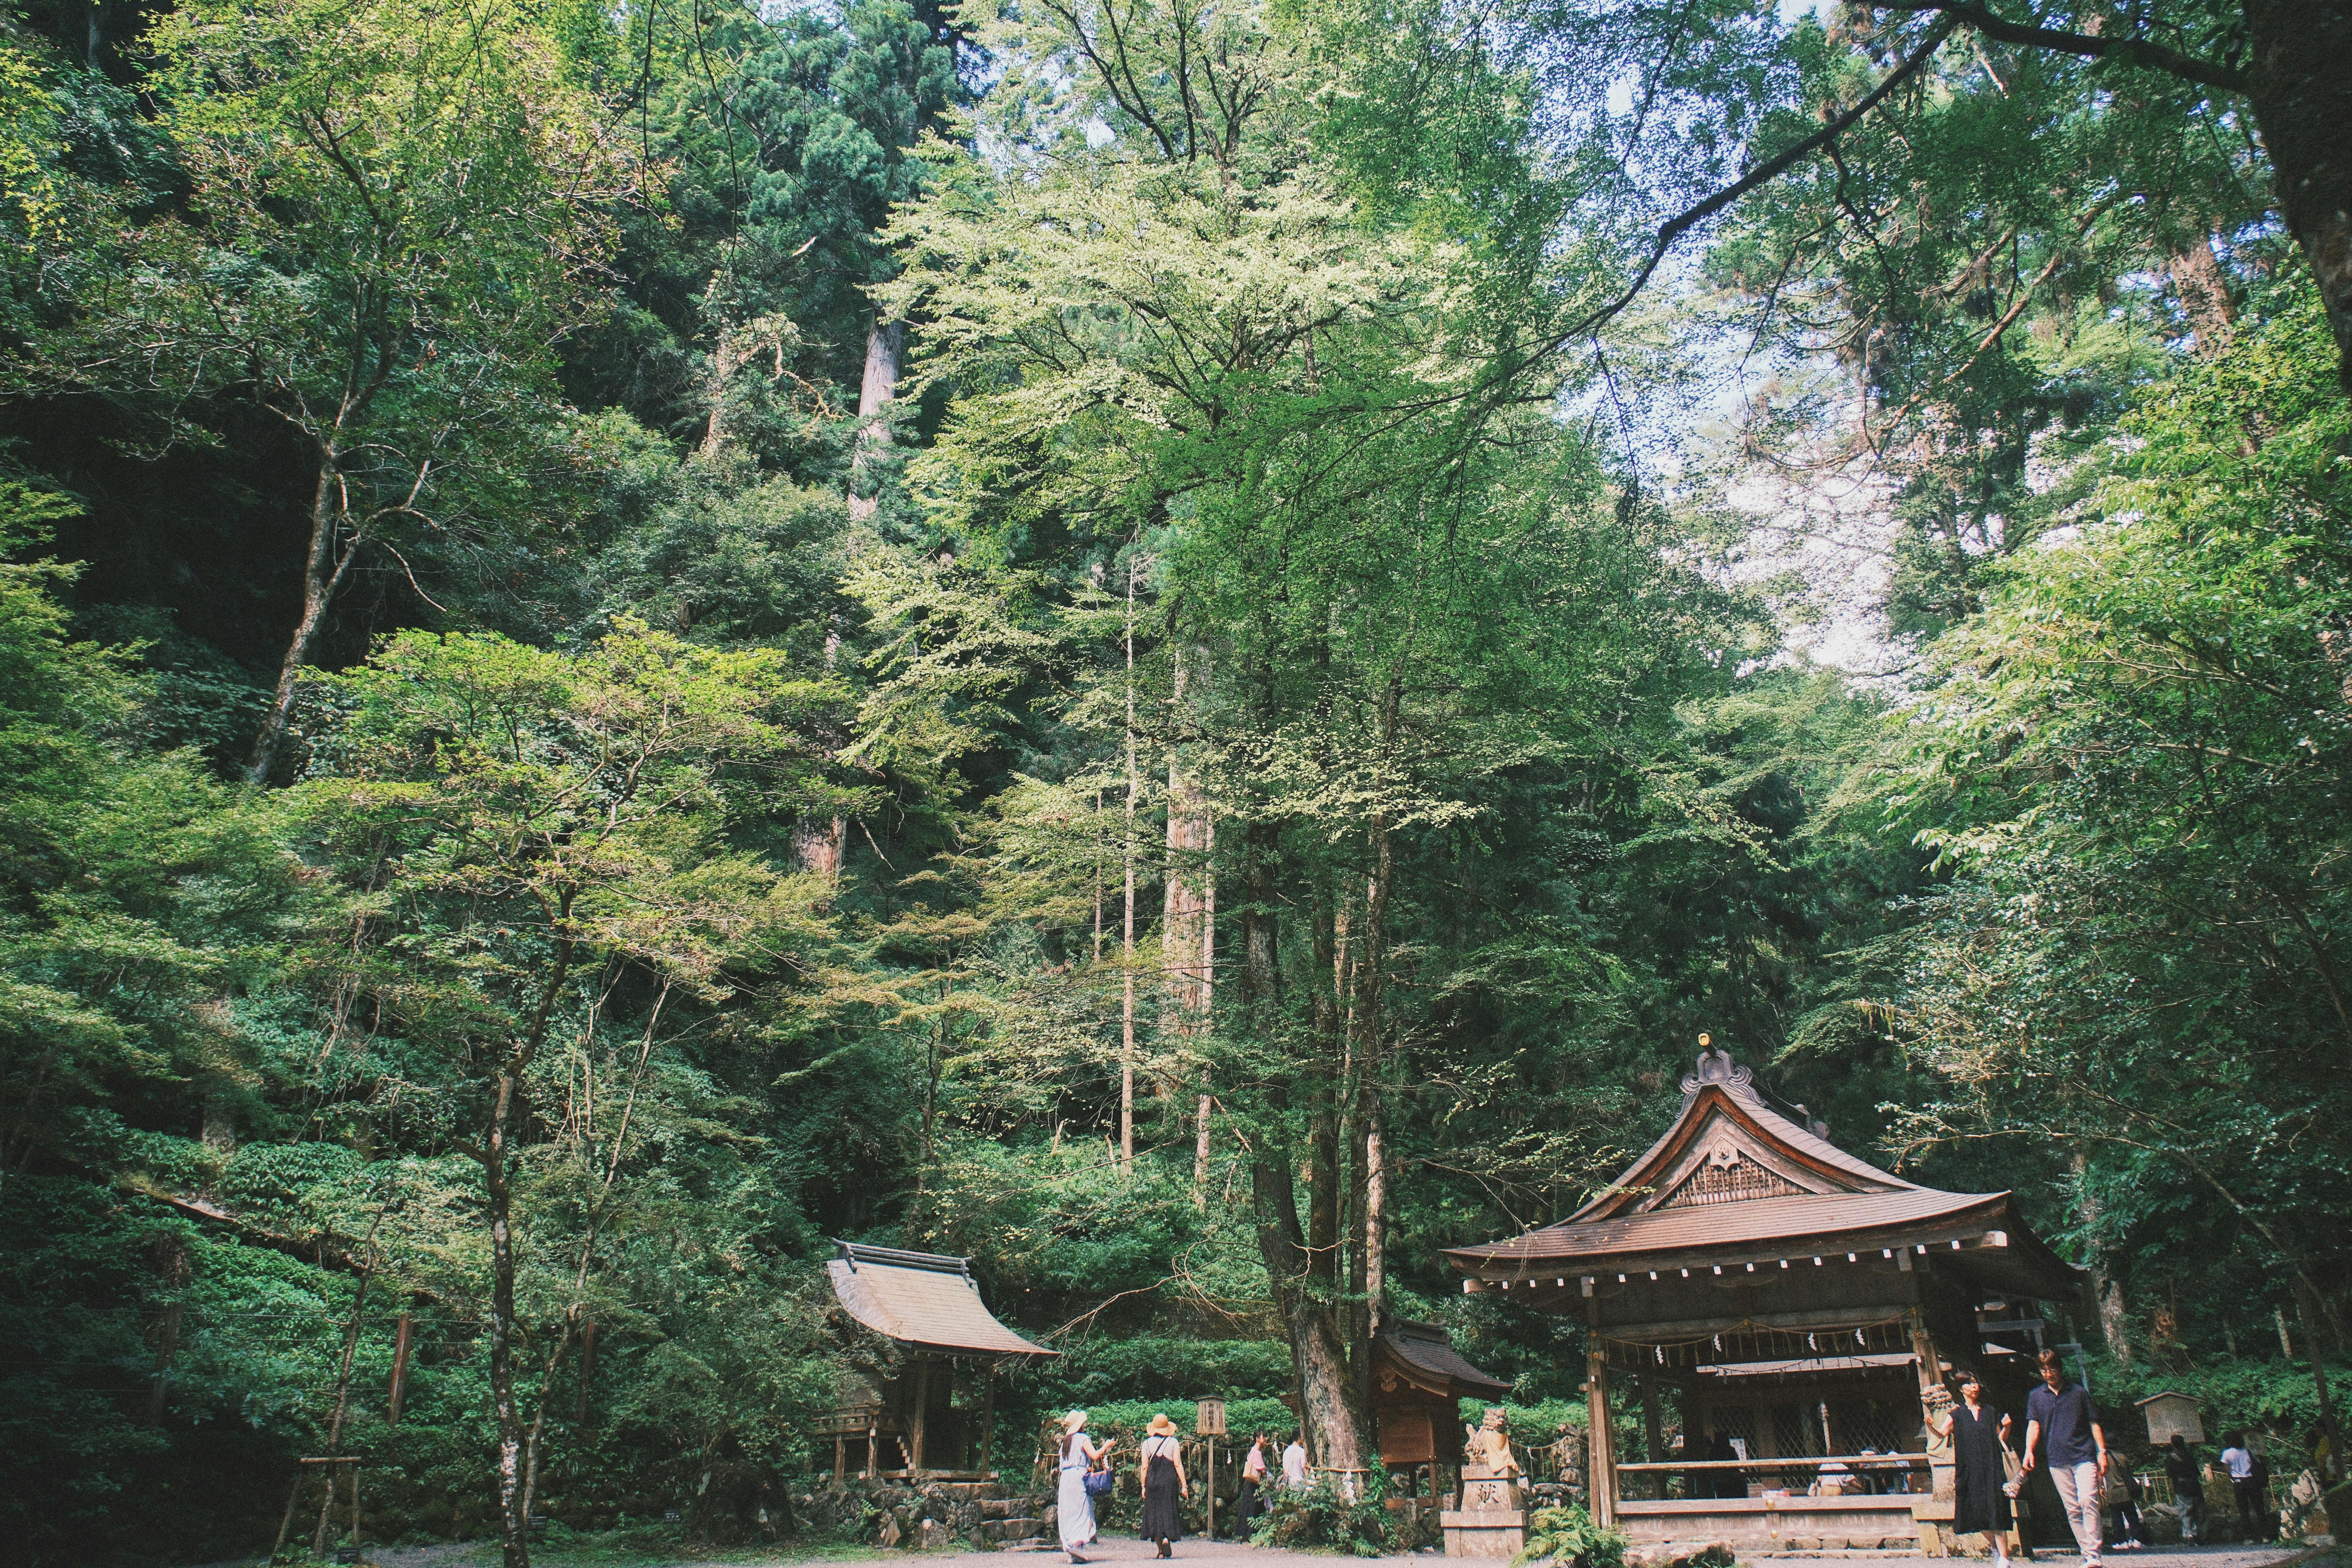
[1442,1465,1527,1557]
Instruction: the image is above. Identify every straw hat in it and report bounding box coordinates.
[1148,1413,1178,1436]
[1062,1410,1090,1432]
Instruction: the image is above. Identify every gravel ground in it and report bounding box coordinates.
[185,1533,2336,1568]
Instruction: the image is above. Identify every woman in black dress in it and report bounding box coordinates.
[1139,1413,1191,1559]
[1932,1371,2015,1568]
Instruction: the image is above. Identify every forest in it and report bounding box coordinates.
[1,0,2348,1563]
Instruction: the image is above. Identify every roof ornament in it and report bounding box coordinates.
[1680,1033,1754,1098]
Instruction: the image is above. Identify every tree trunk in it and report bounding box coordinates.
[2072,1151,2132,1363]
[1121,562,1139,1166]
[2292,1277,2347,1482]
[1164,642,1214,1196]
[2168,234,2238,352]
[1248,1115,1367,1478]
[249,455,359,785]
[847,313,905,521]
[2242,0,2352,395]
[488,1063,532,1568]
[145,1234,190,1426]
[489,921,578,1568]
[313,1265,375,1555]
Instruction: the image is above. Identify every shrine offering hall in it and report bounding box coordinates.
[1444,1048,2083,1554]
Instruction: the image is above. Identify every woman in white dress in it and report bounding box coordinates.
[1057,1409,1114,1563]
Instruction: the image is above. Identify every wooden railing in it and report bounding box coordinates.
[1613,1452,1930,1503]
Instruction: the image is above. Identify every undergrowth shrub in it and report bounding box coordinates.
[1251,1476,1395,1556]
[1513,1503,1630,1568]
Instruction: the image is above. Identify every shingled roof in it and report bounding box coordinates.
[826,1242,1057,1358]
[1378,1320,1511,1400]
[1443,1047,2083,1300]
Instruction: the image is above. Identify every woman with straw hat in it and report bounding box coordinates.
[1140,1413,1191,1559]
[1056,1410,1112,1563]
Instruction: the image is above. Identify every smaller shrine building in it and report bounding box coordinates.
[818,1242,1055,1480]
[1443,1045,2083,1553]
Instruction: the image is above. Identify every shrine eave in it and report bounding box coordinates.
[1443,1189,2083,1301]
[826,1241,1058,1359]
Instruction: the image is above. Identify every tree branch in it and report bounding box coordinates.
[1872,2,2252,95]
[1548,14,1962,353]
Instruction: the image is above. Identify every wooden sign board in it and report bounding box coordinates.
[2138,1391,2204,1446]
[1197,1398,1227,1436]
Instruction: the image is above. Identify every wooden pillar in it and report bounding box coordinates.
[1586,1326,1617,1528]
[1640,1376,1664,1462]
[1909,1309,1956,1512]
[981,1361,998,1473]
[867,1422,878,1479]
[910,1359,931,1475]
[835,1433,847,1482]
[386,1314,414,1424]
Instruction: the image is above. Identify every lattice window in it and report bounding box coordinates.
[1658,1159,1804,1208]
[1826,1398,1923,1458]
[1773,1403,1826,1458]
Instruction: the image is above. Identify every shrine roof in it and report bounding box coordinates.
[1441,1045,2084,1300]
[826,1242,1057,1359]
[1446,1186,2008,1271]
[1378,1320,1511,1400]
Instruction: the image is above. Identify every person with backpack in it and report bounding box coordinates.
[1231,1432,1269,1535]
[1056,1410,1114,1564]
[2163,1436,2205,1542]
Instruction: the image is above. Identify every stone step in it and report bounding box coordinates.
[987,1518,1045,1540]
[981,1498,1024,1518]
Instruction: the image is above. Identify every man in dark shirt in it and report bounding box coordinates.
[2023,1350,2109,1564]
[2163,1435,2206,1542]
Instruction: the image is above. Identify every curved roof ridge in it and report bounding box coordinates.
[1562,1045,1922,1226]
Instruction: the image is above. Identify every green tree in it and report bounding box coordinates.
[291,621,835,1566]
[15,0,638,780]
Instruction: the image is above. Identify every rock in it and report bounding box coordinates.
[877,1516,903,1549]
[1787,1537,1822,1552]
[920,1517,953,1551]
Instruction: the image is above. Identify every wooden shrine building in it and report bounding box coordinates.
[818,1242,1056,1481]
[1443,1044,2083,1552]
[1373,1319,1513,1472]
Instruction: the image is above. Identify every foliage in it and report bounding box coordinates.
[1513,1503,1631,1568]
[1250,1474,1398,1556]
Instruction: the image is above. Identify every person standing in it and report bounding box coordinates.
[2222,1432,2261,1539]
[2023,1349,2110,1565]
[2247,1442,2276,1542]
[1282,1432,1310,1491]
[1233,1432,1269,1535]
[2163,1436,2205,1542]
[1930,1371,2015,1568]
[1706,1430,1742,1500]
[1140,1413,1191,1559]
[1057,1410,1113,1565]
